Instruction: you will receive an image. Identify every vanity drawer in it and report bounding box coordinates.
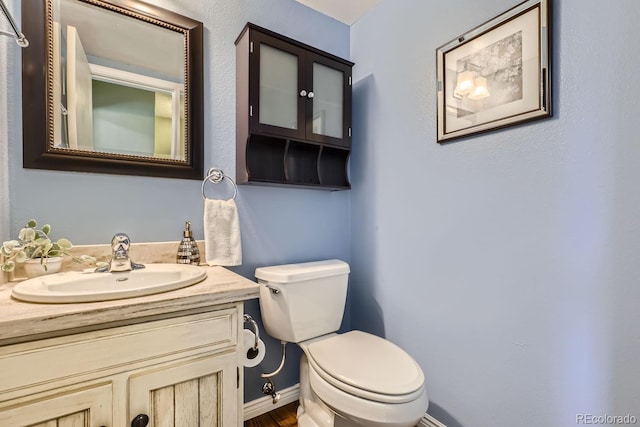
[0,307,238,398]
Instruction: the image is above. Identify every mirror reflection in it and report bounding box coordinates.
[53,0,186,160]
[22,0,203,179]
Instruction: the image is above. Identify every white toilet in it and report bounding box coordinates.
[256,259,428,427]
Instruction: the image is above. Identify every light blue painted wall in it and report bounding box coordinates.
[3,0,350,402]
[1,38,9,240]
[350,0,640,425]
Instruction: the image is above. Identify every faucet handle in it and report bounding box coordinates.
[111,233,131,253]
[131,261,145,270]
[101,233,145,272]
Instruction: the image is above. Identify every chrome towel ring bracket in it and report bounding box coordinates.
[201,167,238,200]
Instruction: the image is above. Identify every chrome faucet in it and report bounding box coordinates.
[96,233,145,273]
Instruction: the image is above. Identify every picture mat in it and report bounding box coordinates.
[443,6,541,134]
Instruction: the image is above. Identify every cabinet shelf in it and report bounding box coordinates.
[239,134,350,190]
[236,23,353,190]
[286,142,320,185]
[246,135,287,183]
[319,147,350,188]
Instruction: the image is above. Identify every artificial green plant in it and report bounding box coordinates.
[0,219,97,273]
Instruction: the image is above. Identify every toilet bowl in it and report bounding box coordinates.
[299,331,428,427]
[256,260,428,427]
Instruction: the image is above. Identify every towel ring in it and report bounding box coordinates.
[201,168,237,200]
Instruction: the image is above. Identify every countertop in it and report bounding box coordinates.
[0,265,259,345]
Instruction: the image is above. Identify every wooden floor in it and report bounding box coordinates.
[244,402,299,427]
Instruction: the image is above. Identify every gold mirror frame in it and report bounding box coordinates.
[22,0,204,179]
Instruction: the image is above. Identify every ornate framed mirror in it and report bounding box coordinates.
[22,0,204,179]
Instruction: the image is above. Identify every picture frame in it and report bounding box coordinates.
[436,0,551,142]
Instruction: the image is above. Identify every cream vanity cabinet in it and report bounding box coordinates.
[0,304,245,427]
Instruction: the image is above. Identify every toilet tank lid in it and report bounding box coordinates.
[255,259,350,283]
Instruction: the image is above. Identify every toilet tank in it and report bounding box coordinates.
[255,260,350,343]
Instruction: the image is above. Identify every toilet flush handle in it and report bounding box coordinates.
[264,283,281,294]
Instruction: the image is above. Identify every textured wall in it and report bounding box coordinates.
[350,0,640,425]
[3,0,350,402]
[0,36,8,241]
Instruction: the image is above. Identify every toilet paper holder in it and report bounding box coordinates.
[243,314,260,357]
[243,314,284,404]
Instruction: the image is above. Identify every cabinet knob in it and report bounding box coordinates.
[307,91,314,99]
[131,414,149,427]
[299,90,307,97]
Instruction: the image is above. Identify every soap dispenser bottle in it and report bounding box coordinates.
[177,221,200,265]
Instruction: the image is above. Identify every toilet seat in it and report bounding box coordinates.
[305,331,425,404]
[305,350,429,427]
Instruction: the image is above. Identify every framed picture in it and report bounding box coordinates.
[436,0,551,142]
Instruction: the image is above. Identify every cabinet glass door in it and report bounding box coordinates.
[306,53,351,147]
[311,62,344,139]
[259,44,299,130]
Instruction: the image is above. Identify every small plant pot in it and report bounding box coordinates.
[23,257,63,278]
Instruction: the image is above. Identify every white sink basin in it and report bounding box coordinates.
[12,264,207,303]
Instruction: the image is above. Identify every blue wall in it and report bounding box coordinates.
[350,0,640,425]
[3,0,350,402]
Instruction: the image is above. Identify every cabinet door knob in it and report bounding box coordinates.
[299,90,307,97]
[307,91,314,99]
[131,414,149,427]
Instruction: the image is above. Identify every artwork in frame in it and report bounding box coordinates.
[436,0,551,142]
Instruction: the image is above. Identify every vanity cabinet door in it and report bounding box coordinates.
[0,383,112,427]
[129,352,239,427]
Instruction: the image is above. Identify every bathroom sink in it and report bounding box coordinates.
[11,264,207,303]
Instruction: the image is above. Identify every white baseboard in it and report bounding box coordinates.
[243,383,446,427]
[419,413,448,427]
[243,383,300,421]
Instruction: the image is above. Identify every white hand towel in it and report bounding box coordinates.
[204,198,242,266]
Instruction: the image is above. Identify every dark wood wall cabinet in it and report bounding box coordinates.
[236,23,353,190]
